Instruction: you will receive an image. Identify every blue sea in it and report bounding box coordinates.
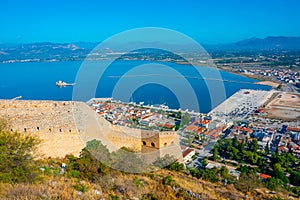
[0,60,271,113]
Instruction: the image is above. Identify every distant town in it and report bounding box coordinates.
[88,87,300,187]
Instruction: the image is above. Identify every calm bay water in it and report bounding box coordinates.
[0,60,271,113]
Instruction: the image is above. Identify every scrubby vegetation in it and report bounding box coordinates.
[0,119,297,199]
[0,121,41,184]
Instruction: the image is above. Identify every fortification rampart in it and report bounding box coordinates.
[0,100,85,157]
[0,100,181,162]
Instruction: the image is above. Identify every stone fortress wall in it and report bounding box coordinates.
[0,100,77,134]
[0,100,181,162]
[0,100,85,157]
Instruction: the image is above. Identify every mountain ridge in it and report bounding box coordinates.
[205,36,300,51]
[1,36,300,50]
[1,36,300,62]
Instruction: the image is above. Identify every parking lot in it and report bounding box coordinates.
[209,89,274,120]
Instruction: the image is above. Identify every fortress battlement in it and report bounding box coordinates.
[0,100,181,162]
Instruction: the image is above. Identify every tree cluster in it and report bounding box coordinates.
[213,137,300,195]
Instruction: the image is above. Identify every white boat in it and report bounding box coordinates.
[56,80,75,87]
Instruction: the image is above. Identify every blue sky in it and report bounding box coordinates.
[1,0,300,44]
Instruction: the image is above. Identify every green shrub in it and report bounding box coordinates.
[74,182,89,193]
[0,127,41,183]
[64,140,111,182]
[162,176,173,186]
[169,162,185,172]
[109,194,120,200]
[291,187,300,197]
[265,178,283,191]
[235,171,262,193]
[133,178,143,188]
[70,170,80,178]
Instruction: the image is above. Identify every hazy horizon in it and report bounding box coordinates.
[1,35,300,47]
[1,0,300,44]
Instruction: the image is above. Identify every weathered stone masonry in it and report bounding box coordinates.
[0,100,182,162]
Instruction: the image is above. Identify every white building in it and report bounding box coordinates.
[182,148,195,163]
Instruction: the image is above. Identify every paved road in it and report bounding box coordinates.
[198,140,216,158]
[186,139,217,168]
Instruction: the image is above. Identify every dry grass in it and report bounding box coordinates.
[157,170,243,200]
[0,168,293,200]
[0,177,106,200]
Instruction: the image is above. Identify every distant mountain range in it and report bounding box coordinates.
[0,36,300,62]
[205,36,300,51]
[75,36,300,51]
[0,42,91,62]
[1,36,300,51]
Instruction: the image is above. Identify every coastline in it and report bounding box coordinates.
[217,66,281,88]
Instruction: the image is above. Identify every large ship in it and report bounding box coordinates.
[56,80,76,87]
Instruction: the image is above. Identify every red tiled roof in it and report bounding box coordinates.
[157,123,174,129]
[206,127,224,139]
[259,173,272,179]
[141,114,153,120]
[197,128,206,134]
[164,123,174,129]
[232,126,253,133]
[200,120,211,125]
[186,125,206,134]
[182,148,194,158]
[287,127,300,132]
[186,125,200,132]
[278,146,289,152]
